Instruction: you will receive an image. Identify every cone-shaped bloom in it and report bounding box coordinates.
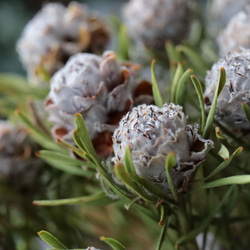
[204,48,250,131]
[17,2,109,85]
[218,5,250,56]
[0,121,41,188]
[122,0,190,49]
[112,104,214,192]
[45,51,153,156]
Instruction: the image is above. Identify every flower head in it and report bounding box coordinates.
[16,2,109,85]
[122,0,191,49]
[112,104,213,192]
[204,48,250,131]
[207,0,249,37]
[218,5,250,55]
[45,51,153,156]
[0,121,41,189]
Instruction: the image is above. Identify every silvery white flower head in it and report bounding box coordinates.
[112,104,214,192]
[16,1,109,85]
[45,51,152,156]
[122,0,191,50]
[0,121,41,189]
[204,48,250,131]
[218,5,250,56]
[207,0,249,37]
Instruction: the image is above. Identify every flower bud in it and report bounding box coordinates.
[16,2,109,85]
[112,104,213,192]
[204,48,250,131]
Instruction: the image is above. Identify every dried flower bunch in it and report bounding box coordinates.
[45,51,153,156]
[204,48,250,131]
[16,2,109,85]
[218,5,250,55]
[207,0,249,37]
[112,104,213,192]
[122,0,191,49]
[0,121,41,189]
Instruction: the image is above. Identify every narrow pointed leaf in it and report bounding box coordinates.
[151,60,163,107]
[203,68,226,138]
[215,127,227,140]
[190,75,206,132]
[124,146,137,176]
[37,230,68,249]
[177,46,207,76]
[242,102,250,124]
[204,147,242,181]
[118,24,130,60]
[201,175,250,189]
[175,68,193,105]
[33,192,107,206]
[218,144,229,160]
[165,152,178,200]
[100,236,126,250]
[16,110,66,153]
[171,63,183,103]
[114,163,154,202]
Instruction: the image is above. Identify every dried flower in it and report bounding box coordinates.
[204,48,250,131]
[16,2,109,85]
[112,104,213,192]
[45,51,153,157]
[0,121,42,190]
[122,0,191,50]
[207,0,249,37]
[218,5,250,56]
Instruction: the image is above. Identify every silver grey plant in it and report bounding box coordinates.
[16,1,109,85]
[45,51,153,157]
[204,48,250,131]
[207,0,249,37]
[0,121,42,189]
[218,5,250,56]
[112,104,214,192]
[122,0,191,50]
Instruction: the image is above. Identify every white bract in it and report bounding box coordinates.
[17,2,109,85]
[204,48,250,131]
[218,5,250,56]
[45,51,148,149]
[112,104,213,192]
[122,0,190,49]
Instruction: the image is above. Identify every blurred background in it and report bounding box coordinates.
[0,0,128,75]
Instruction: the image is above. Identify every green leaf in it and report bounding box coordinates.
[16,110,66,153]
[176,186,234,246]
[177,46,207,76]
[217,144,229,160]
[215,127,227,140]
[171,63,183,103]
[175,69,193,105]
[165,152,178,200]
[242,102,250,124]
[190,75,206,132]
[124,146,137,176]
[100,236,126,250]
[204,147,242,181]
[165,41,181,75]
[33,192,108,206]
[203,68,226,138]
[114,163,154,203]
[37,230,68,249]
[37,150,95,169]
[73,114,99,164]
[118,24,130,60]
[0,74,48,99]
[201,175,250,190]
[151,60,163,107]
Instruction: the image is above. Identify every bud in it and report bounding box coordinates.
[112,104,213,192]
[16,2,109,85]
